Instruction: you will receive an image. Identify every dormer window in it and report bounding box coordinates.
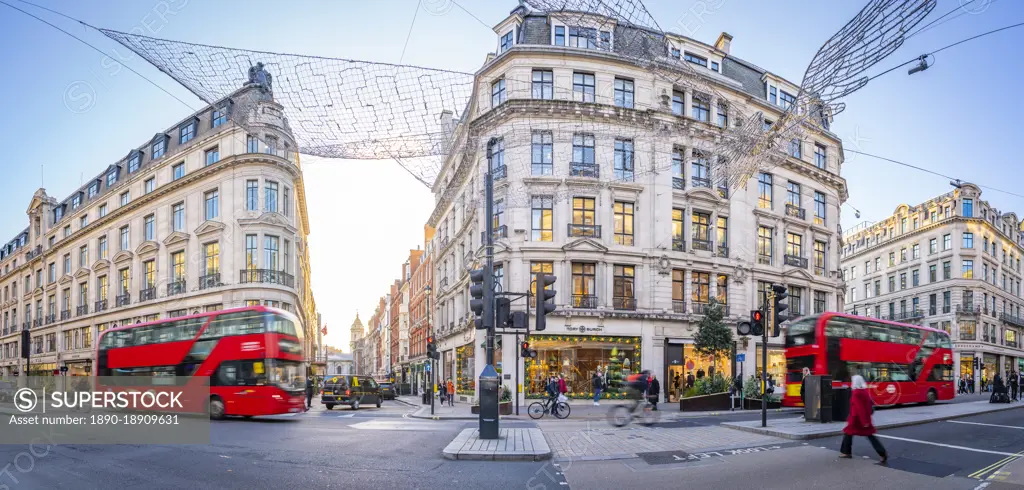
[780,90,796,110]
[88,181,100,198]
[179,120,196,144]
[554,26,565,46]
[769,85,777,105]
[152,136,167,159]
[684,53,708,67]
[53,206,64,222]
[128,152,142,173]
[499,31,514,53]
[106,168,119,187]
[670,48,681,59]
[711,61,720,72]
[212,108,228,128]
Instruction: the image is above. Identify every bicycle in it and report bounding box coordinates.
[607,398,659,427]
[528,397,571,419]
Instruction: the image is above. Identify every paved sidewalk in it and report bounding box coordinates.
[442,428,551,461]
[723,400,1024,440]
[404,396,798,421]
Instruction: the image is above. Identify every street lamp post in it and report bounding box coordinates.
[426,285,434,416]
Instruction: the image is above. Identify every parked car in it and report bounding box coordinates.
[321,375,382,410]
[379,382,396,400]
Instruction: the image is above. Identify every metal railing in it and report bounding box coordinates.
[95,299,108,312]
[672,177,685,190]
[890,309,923,322]
[116,294,131,307]
[199,273,221,290]
[570,163,599,178]
[692,239,712,252]
[571,294,598,309]
[784,255,808,268]
[692,176,711,188]
[76,305,88,316]
[613,297,636,310]
[60,310,70,321]
[758,255,772,266]
[717,245,729,257]
[672,300,686,314]
[239,269,295,287]
[672,237,685,252]
[167,280,186,296]
[32,319,40,328]
[957,304,979,314]
[439,277,448,289]
[139,287,156,302]
[1001,312,1024,328]
[568,224,601,238]
[786,204,806,220]
[45,314,55,324]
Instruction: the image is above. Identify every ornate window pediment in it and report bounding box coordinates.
[194,220,226,239]
[74,267,91,280]
[112,250,134,264]
[562,238,608,253]
[163,231,190,248]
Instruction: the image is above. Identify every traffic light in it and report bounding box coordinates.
[20,329,30,359]
[520,341,536,358]
[771,284,789,337]
[470,268,491,330]
[535,273,557,331]
[427,335,438,360]
[750,310,764,336]
[496,297,511,328]
[737,321,751,336]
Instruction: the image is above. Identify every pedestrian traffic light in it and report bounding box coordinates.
[737,321,752,336]
[20,329,30,359]
[974,358,979,370]
[496,297,511,329]
[771,284,789,337]
[535,273,557,331]
[520,341,536,358]
[470,268,491,330]
[427,335,438,359]
[750,310,764,336]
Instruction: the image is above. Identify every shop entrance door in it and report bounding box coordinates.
[664,344,685,403]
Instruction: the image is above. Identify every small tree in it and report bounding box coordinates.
[693,297,734,376]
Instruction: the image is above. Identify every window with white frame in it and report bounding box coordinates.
[499,30,513,53]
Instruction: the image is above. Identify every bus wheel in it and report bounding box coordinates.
[926,389,937,405]
[351,400,360,410]
[209,396,226,420]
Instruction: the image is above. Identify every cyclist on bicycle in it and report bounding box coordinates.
[625,370,651,412]
[545,376,561,415]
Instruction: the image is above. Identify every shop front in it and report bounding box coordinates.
[27,362,58,376]
[663,341,734,402]
[960,353,975,385]
[455,343,475,395]
[755,344,786,389]
[525,334,641,399]
[983,353,998,384]
[1006,356,1017,376]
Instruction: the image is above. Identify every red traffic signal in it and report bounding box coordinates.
[427,336,435,344]
[520,341,535,358]
[752,311,763,322]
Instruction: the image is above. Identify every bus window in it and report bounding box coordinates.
[785,316,818,347]
[202,312,266,339]
[267,313,300,338]
[937,333,953,349]
[904,328,922,345]
[214,362,238,386]
[867,325,889,342]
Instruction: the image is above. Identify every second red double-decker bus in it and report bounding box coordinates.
[783,312,955,407]
[96,306,307,419]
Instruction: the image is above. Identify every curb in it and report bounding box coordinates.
[392,398,422,408]
[442,451,552,462]
[721,404,1024,440]
[406,407,801,422]
[408,411,526,421]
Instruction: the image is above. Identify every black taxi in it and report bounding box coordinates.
[321,375,382,410]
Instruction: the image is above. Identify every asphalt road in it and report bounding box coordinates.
[0,400,553,490]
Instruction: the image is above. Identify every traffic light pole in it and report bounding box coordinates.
[479,139,499,440]
[762,289,770,428]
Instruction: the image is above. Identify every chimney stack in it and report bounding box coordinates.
[714,32,732,55]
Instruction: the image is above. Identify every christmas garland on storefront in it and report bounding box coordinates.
[524,335,641,399]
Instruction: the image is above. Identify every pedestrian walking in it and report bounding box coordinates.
[648,374,660,411]
[839,375,887,463]
[800,367,811,410]
[1011,372,1019,401]
[557,374,568,396]
[305,376,314,411]
[592,370,604,406]
[446,378,455,407]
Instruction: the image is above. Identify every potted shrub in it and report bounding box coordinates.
[679,372,732,411]
[499,385,513,415]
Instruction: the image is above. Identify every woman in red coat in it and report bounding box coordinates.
[840,375,887,462]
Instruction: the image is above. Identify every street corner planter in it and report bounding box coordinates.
[679,392,731,411]
[471,405,480,415]
[500,401,513,415]
[743,398,783,410]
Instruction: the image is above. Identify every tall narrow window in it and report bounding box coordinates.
[204,242,220,275]
[672,208,684,251]
[613,139,634,181]
[570,262,597,308]
[172,162,185,180]
[814,144,827,169]
[144,178,155,194]
[692,212,711,250]
[264,236,280,271]
[572,72,596,103]
[570,197,597,238]
[758,172,773,209]
[119,226,129,251]
[171,251,185,281]
[144,260,155,288]
[245,234,258,272]
[672,91,684,115]
[246,180,259,210]
[757,226,773,265]
[490,78,506,107]
[205,147,220,166]
[499,30,513,53]
[613,78,634,108]
[691,95,709,122]
[814,240,826,276]
[246,135,259,153]
[786,232,803,258]
[716,217,728,252]
[531,196,553,242]
[691,271,710,306]
[612,265,635,310]
[571,133,596,177]
[717,102,728,127]
[172,203,185,232]
[531,131,553,175]
[531,70,553,100]
[119,268,129,295]
[613,201,634,246]
[204,189,219,220]
[265,181,279,213]
[963,198,974,217]
[691,150,710,187]
[144,214,155,241]
[98,236,107,260]
[814,191,826,226]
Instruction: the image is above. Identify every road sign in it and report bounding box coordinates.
[425,364,431,372]
[736,354,745,362]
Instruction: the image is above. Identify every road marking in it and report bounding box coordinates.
[874,435,1018,457]
[950,420,1024,430]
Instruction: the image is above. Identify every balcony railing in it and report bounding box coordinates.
[239,269,295,287]
[32,319,40,328]
[784,255,808,269]
[957,304,979,314]
[613,296,636,311]
[76,305,88,316]
[22,322,30,331]
[167,280,186,296]
[568,224,601,238]
[571,294,598,309]
[139,287,156,302]
[890,310,924,322]
[95,299,108,313]
[45,314,55,324]
[60,310,70,321]
[492,164,507,180]
[672,300,687,314]
[943,305,951,314]
[1009,340,1019,349]
[199,273,221,290]
[116,294,131,307]
[672,177,685,190]
[1001,312,1024,328]
[570,163,599,178]
[692,176,711,188]
[717,245,729,257]
[785,204,806,220]
[692,239,713,252]
[758,255,772,266]
[672,237,685,252]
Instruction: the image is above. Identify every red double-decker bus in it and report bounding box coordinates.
[95,306,307,419]
[783,312,955,407]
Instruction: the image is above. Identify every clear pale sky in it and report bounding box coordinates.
[1,0,1022,351]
